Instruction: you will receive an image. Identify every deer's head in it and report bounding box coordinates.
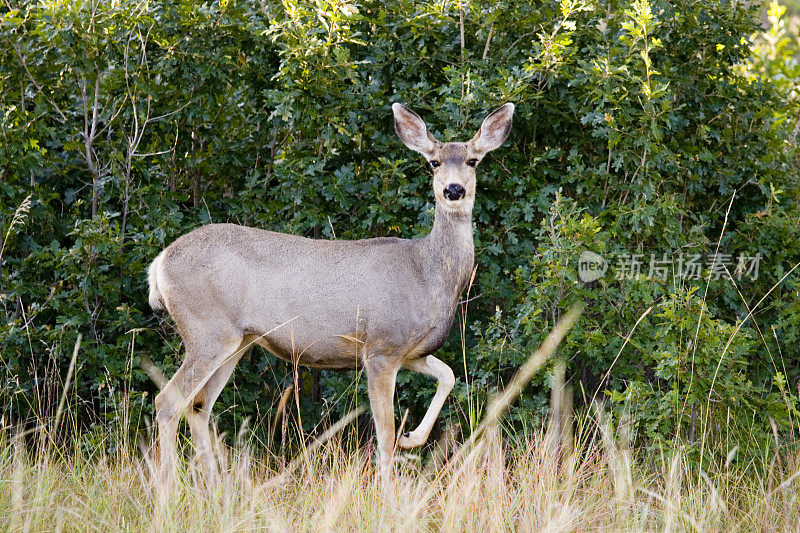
[392,102,514,217]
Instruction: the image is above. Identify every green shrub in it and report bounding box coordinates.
[0,0,797,462]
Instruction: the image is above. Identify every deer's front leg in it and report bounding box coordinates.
[365,355,399,486]
[397,355,455,449]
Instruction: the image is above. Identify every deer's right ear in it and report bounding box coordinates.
[393,103,438,156]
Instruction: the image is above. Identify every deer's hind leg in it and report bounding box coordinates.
[154,324,243,492]
[185,337,251,484]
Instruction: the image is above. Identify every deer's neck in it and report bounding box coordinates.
[421,203,475,297]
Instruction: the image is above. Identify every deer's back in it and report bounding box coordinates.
[155,223,461,368]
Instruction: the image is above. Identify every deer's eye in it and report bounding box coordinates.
[467,159,478,167]
[430,160,441,169]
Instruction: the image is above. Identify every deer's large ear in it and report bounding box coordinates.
[471,103,515,155]
[393,103,438,156]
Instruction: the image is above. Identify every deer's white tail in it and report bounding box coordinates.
[148,252,167,312]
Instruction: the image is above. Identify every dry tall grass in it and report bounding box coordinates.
[3,402,800,531]
[2,308,800,531]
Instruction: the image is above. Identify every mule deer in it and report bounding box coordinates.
[148,102,514,487]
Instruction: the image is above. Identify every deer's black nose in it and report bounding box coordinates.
[443,183,466,201]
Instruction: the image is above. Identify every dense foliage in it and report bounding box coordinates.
[1,0,798,463]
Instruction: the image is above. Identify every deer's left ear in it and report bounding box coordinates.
[471,103,515,155]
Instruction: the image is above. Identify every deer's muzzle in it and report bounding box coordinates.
[443,183,466,201]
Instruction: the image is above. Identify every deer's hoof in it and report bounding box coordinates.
[397,432,424,449]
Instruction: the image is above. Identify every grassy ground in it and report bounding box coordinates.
[2,413,800,531]
[0,310,800,532]
[2,309,800,531]
[4,340,800,533]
